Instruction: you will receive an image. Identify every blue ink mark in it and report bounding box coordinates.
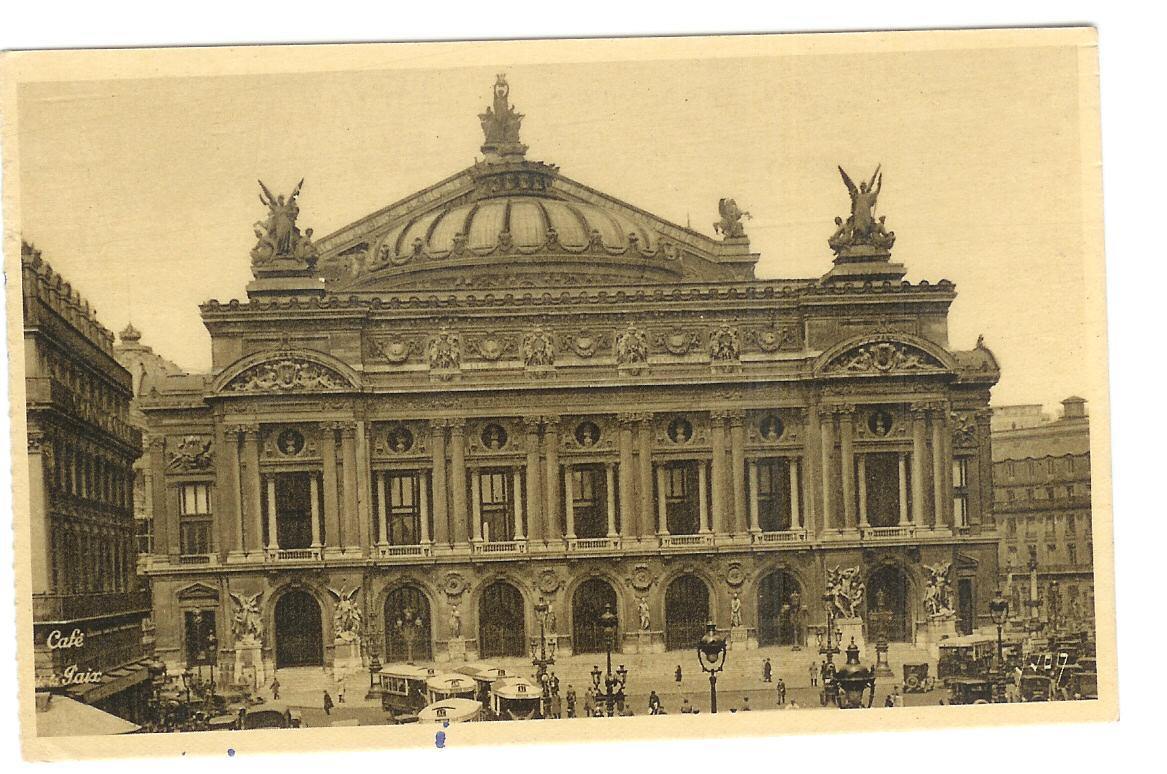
[443,720,450,728]
[228,749,236,758]
[435,730,446,749]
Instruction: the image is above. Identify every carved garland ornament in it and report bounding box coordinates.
[825,341,943,374]
[224,358,351,393]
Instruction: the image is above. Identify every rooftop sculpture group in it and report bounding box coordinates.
[829,165,896,255]
[252,179,318,269]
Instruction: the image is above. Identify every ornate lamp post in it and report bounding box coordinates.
[590,604,628,716]
[989,588,1010,669]
[1048,580,1061,636]
[532,598,556,716]
[696,621,728,714]
[366,638,383,700]
[179,667,193,706]
[834,638,876,709]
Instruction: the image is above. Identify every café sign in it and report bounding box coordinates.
[44,628,103,686]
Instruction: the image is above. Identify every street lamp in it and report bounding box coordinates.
[989,588,1010,669]
[696,621,728,714]
[532,598,555,717]
[366,639,383,700]
[395,606,423,663]
[834,638,876,709]
[179,667,193,705]
[590,604,628,716]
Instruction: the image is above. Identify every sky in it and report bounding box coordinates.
[13,40,1095,412]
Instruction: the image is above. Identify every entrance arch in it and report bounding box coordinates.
[867,565,911,642]
[572,578,618,654]
[274,590,324,668]
[479,581,525,658]
[384,585,433,663]
[757,570,804,646]
[664,574,710,650]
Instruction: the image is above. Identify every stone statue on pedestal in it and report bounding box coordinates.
[714,198,751,239]
[829,165,896,255]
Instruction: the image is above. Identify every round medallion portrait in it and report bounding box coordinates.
[759,414,785,442]
[276,428,305,456]
[386,425,414,453]
[481,423,508,450]
[867,409,894,437]
[667,417,694,444]
[574,421,601,447]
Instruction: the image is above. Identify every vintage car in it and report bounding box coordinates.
[947,677,998,705]
[937,635,997,680]
[1019,672,1053,702]
[902,662,935,694]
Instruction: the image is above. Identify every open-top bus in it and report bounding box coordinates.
[490,676,543,721]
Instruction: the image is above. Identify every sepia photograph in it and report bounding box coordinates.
[1,26,1117,761]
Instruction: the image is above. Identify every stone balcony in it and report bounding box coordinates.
[657,533,716,550]
[471,540,528,557]
[376,543,434,561]
[263,546,324,562]
[861,525,917,541]
[565,536,622,553]
[751,529,809,546]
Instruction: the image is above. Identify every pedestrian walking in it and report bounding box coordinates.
[584,687,595,717]
[566,685,577,718]
[648,690,662,715]
[892,686,903,707]
[323,691,334,716]
[337,677,346,704]
[680,697,693,714]
[270,677,280,700]
[549,672,560,696]
[762,657,772,682]
[884,692,895,707]
[741,696,752,711]
[675,664,683,684]
[776,677,786,705]
[550,692,563,719]
[809,661,818,687]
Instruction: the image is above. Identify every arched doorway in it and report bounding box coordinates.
[572,578,618,654]
[479,581,525,658]
[757,571,804,646]
[664,575,710,650]
[867,565,911,642]
[383,586,432,663]
[274,590,324,668]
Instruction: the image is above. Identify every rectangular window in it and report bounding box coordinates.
[184,610,217,667]
[757,458,793,532]
[179,482,212,555]
[571,466,607,539]
[1068,544,1077,564]
[662,461,700,535]
[952,458,969,527]
[1007,545,1018,567]
[479,469,513,542]
[387,472,422,545]
[136,516,153,555]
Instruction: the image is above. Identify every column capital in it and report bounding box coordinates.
[727,409,747,426]
[447,417,467,433]
[910,400,947,416]
[617,411,652,426]
[540,414,561,428]
[237,423,261,437]
[822,402,856,417]
[522,415,544,432]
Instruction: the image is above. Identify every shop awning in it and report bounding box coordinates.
[65,658,153,705]
[35,694,141,737]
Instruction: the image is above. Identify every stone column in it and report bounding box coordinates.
[543,417,562,541]
[605,463,618,537]
[698,461,710,533]
[310,474,322,547]
[730,411,747,537]
[449,419,468,548]
[789,458,801,529]
[430,422,449,547]
[470,469,483,543]
[420,470,432,544]
[524,418,543,543]
[747,460,761,534]
[221,427,243,554]
[376,472,388,545]
[320,423,340,548]
[931,406,946,530]
[512,469,524,541]
[857,453,869,528]
[265,476,278,550]
[655,464,668,535]
[911,407,927,526]
[710,411,727,535]
[243,426,263,554]
[839,406,855,530]
[563,464,576,539]
[637,416,654,540]
[617,415,637,539]
[340,423,360,549]
[355,420,374,549]
[819,411,834,530]
[898,453,910,526]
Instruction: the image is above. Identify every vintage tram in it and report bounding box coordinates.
[489,676,543,721]
[418,698,484,724]
[378,663,437,720]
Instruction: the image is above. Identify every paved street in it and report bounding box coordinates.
[261,640,948,726]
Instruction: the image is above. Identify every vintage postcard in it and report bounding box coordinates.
[2,28,1115,761]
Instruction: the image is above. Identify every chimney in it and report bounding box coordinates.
[1061,396,1087,420]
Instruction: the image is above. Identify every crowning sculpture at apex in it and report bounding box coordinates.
[829,165,896,255]
[252,179,318,269]
[714,198,751,239]
[479,74,527,157]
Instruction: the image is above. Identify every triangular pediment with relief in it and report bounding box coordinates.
[213,349,360,395]
[820,336,951,376]
[176,582,220,603]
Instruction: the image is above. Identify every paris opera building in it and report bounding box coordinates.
[139,77,1000,679]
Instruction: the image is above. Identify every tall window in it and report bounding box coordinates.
[757,458,793,531]
[387,472,422,545]
[571,466,607,538]
[184,610,217,667]
[1068,544,1077,565]
[952,458,969,527]
[179,482,212,555]
[479,470,514,542]
[663,462,700,535]
[136,516,153,555]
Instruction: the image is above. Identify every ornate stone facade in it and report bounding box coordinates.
[139,78,1001,677]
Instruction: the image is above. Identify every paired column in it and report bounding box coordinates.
[655,464,668,535]
[221,427,243,554]
[637,416,654,539]
[617,415,637,539]
[340,424,360,548]
[512,469,524,541]
[857,453,869,528]
[818,411,834,530]
[710,411,727,534]
[543,417,561,541]
[449,419,468,547]
[470,469,483,543]
[729,411,747,536]
[419,470,432,544]
[747,460,760,533]
[930,405,948,531]
[430,421,450,547]
[265,476,278,549]
[911,407,927,526]
[376,473,389,545]
[605,464,618,537]
[524,418,544,542]
[563,464,576,539]
[898,453,910,525]
[243,426,263,554]
[320,423,340,548]
[789,458,802,529]
[839,406,856,530]
[698,461,710,533]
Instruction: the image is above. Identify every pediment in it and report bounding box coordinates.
[212,348,361,395]
[817,334,955,376]
[176,582,220,603]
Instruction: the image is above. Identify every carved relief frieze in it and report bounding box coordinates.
[367,334,422,365]
[558,330,610,359]
[653,327,701,356]
[615,323,649,373]
[951,411,978,447]
[520,326,556,370]
[223,357,353,393]
[744,325,802,353]
[371,421,430,457]
[824,340,945,375]
[561,416,617,453]
[165,435,214,471]
[464,331,517,362]
[467,419,521,455]
[426,329,462,380]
